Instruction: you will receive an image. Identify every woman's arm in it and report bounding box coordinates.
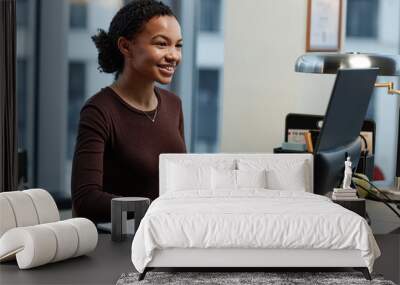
[71,104,118,223]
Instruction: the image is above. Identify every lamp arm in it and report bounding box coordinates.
[374,82,400,95]
[374,81,400,190]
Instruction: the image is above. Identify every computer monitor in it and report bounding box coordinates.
[314,68,378,196]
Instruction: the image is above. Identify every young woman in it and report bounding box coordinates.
[71,0,186,223]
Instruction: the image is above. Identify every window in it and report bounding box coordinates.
[345,0,400,187]
[17,59,28,149]
[16,0,121,198]
[69,1,88,29]
[68,61,86,159]
[200,0,221,32]
[16,0,225,200]
[193,69,220,152]
[16,0,36,187]
[16,0,28,28]
[346,0,378,38]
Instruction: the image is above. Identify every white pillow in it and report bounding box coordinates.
[211,169,267,190]
[211,169,237,190]
[237,169,267,188]
[166,159,236,192]
[167,162,211,191]
[266,165,307,191]
[237,158,309,192]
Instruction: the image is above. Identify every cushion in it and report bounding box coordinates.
[42,222,78,262]
[64,218,98,257]
[237,169,267,188]
[0,196,17,237]
[211,168,237,190]
[0,226,57,268]
[0,191,39,228]
[23,189,60,223]
[266,164,307,191]
[0,189,60,238]
[237,158,309,191]
[211,169,267,190]
[0,218,97,269]
[0,189,97,269]
[166,159,235,191]
[167,162,211,191]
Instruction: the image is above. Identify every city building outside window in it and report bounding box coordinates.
[16,0,28,28]
[69,0,88,29]
[199,0,221,32]
[67,61,86,159]
[194,69,220,152]
[346,0,378,38]
[16,0,225,200]
[345,0,400,187]
[17,59,28,149]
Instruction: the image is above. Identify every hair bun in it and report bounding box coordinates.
[91,0,175,77]
[91,29,123,74]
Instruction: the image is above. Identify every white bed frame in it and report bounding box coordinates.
[139,154,371,280]
[148,248,365,267]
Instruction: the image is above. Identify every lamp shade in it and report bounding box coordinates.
[295,52,400,76]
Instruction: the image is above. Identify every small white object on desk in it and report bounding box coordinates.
[332,188,358,200]
[342,156,353,190]
[332,193,359,200]
[332,157,359,200]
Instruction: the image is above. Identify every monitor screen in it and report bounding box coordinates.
[315,68,378,152]
[314,68,378,195]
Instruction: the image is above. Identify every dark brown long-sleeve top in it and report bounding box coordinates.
[71,86,186,223]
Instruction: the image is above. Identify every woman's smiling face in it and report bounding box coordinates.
[121,16,183,85]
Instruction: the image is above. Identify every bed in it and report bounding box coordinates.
[131,154,380,280]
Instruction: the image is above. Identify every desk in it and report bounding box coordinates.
[0,234,133,285]
[332,198,366,218]
[1,204,398,285]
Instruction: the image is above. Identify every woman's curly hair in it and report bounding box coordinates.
[91,0,175,77]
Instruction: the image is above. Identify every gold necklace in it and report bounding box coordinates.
[111,85,158,122]
[142,108,158,123]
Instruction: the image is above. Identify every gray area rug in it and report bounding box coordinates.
[116,272,396,285]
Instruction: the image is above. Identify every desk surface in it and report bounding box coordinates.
[1,202,399,285]
[367,200,400,235]
[0,234,133,285]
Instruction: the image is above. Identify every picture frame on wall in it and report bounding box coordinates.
[306,0,342,52]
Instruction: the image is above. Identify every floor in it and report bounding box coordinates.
[367,200,400,234]
[366,200,400,284]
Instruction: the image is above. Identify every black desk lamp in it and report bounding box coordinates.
[295,52,400,192]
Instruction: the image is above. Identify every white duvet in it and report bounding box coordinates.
[131,190,380,273]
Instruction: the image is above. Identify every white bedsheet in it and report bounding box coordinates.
[131,190,380,273]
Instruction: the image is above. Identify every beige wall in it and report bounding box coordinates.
[221,0,345,152]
